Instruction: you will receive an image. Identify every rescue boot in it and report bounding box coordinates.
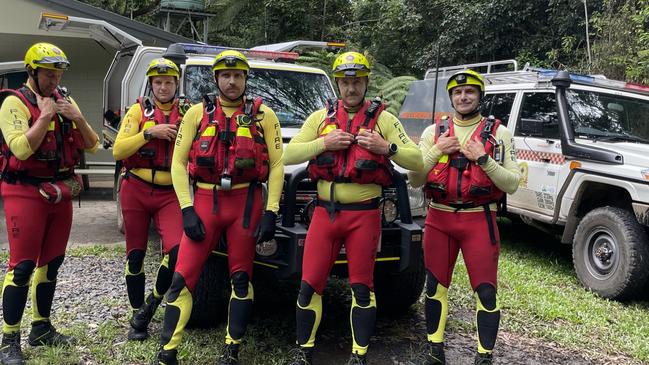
[129,293,162,341]
[28,321,74,347]
[217,343,240,365]
[346,353,367,365]
[286,346,313,365]
[153,348,177,365]
[474,353,493,365]
[0,332,24,365]
[423,342,445,364]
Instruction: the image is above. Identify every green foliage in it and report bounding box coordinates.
[591,0,649,83]
[77,0,649,84]
[296,51,415,115]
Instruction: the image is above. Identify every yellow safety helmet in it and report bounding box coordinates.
[146,58,180,79]
[24,42,70,71]
[446,69,485,95]
[332,52,371,78]
[212,50,250,73]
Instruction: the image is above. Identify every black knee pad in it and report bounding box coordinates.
[12,260,36,286]
[426,270,439,296]
[127,250,145,273]
[167,272,187,302]
[45,255,64,281]
[231,271,249,298]
[297,281,315,307]
[475,283,497,311]
[167,246,179,271]
[351,283,371,307]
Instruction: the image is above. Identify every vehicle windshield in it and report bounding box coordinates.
[567,89,649,143]
[184,65,335,127]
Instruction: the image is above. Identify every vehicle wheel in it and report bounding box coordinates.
[373,255,425,315]
[187,254,230,328]
[573,206,649,300]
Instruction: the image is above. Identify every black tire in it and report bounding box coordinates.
[187,254,230,328]
[373,255,426,315]
[573,206,649,300]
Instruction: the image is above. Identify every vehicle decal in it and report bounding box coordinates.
[516,149,566,164]
[518,161,528,188]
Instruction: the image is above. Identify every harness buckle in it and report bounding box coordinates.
[220,175,232,190]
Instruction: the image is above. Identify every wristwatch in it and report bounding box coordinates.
[143,129,153,141]
[386,143,398,157]
[477,153,490,166]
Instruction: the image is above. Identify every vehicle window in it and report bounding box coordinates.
[482,93,515,126]
[184,65,335,127]
[516,92,560,139]
[567,89,649,143]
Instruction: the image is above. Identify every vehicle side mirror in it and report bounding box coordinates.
[519,118,544,137]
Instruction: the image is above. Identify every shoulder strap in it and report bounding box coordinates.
[363,97,384,128]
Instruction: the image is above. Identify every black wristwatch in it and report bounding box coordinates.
[143,129,153,141]
[477,153,490,166]
[386,143,398,157]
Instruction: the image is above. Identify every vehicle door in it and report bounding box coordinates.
[510,91,565,215]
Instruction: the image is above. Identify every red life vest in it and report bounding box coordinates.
[0,87,84,179]
[307,98,393,187]
[188,96,269,186]
[122,97,185,172]
[425,116,504,207]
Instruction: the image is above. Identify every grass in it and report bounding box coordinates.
[5,221,649,364]
[446,219,649,362]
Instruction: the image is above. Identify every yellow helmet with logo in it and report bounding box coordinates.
[146,58,180,79]
[332,51,371,78]
[24,42,70,71]
[212,50,250,73]
[446,69,484,94]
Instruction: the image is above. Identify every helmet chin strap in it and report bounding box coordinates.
[28,68,45,96]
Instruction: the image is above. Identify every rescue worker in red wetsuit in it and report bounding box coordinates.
[0,43,100,365]
[153,50,284,365]
[113,58,189,341]
[408,69,520,365]
[283,52,423,365]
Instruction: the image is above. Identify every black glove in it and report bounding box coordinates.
[182,206,206,242]
[255,210,277,244]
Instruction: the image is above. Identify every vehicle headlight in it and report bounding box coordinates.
[301,198,317,225]
[380,197,398,224]
[256,238,278,257]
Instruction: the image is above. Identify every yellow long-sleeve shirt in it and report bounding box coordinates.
[113,100,177,185]
[171,97,284,212]
[0,85,99,162]
[284,106,423,204]
[407,114,521,212]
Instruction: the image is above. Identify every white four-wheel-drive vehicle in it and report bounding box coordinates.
[104,41,426,326]
[400,60,649,300]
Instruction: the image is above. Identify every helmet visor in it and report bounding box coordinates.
[34,56,69,70]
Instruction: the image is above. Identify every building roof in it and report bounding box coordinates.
[35,0,192,46]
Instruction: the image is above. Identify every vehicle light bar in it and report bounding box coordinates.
[175,43,299,61]
[536,68,649,94]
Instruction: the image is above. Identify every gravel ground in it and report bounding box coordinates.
[0,189,645,364]
[0,248,644,365]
